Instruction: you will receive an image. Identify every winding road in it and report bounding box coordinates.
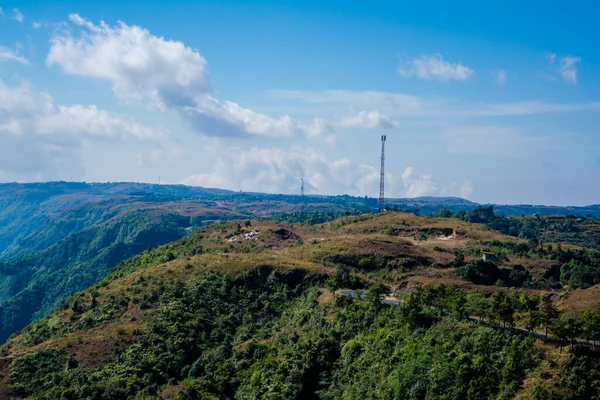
[336,289,592,346]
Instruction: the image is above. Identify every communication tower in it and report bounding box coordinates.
[379,135,386,212]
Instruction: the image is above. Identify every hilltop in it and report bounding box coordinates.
[3,181,600,261]
[2,212,600,398]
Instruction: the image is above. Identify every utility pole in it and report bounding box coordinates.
[379,135,386,213]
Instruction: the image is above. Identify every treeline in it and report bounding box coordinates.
[435,205,588,240]
[270,210,357,225]
[397,283,600,348]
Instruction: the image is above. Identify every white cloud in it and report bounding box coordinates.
[12,8,23,23]
[495,70,507,86]
[401,166,474,199]
[48,14,331,140]
[0,79,167,181]
[269,89,600,119]
[338,110,398,129]
[558,56,581,84]
[47,14,210,107]
[442,126,565,157]
[32,22,41,29]
[182,97,334,139]
[0,45,29,64]
[268,89,421,108]
[397,54,474,82]
[182,145,389,197]
[36,105,166,140]
[0,7,4,16]
[546,53,557,64]
[401,167,438,197]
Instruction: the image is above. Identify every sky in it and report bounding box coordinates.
[0,0,599,205]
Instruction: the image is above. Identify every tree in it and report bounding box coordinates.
[401,290,424,328]
[518,293,540,334]
[466,294,491,323]
[457,260,500,285]
[365,283,389,311]
[552,313,582,349]
[448,252,465,268]
[447,285,468,320]
[326,266,351,291]
[582,309,600,346]
[491,292,515,327]
[436,208,454,218]
[539,296,559,338]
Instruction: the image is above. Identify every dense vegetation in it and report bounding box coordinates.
[8,265,600,399]
[3,185,600,398]
[0,269,540,399]
[0,211,194,343]
[2,211,600,399]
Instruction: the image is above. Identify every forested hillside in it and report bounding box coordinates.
[0,210,195,343]
[2,213,600,399]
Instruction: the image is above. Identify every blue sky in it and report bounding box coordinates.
[0,1,599,205]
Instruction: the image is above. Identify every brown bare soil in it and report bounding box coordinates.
[557,284,600,313]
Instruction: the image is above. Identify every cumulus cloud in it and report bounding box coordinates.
[182,97,334,139]
[558,56,581,84]
[182,145,389,197]
[12,9,23,23]
[495,70,507,86]
[47,14,332,140]
[401,167,438,197]
[0,79,167,181]
[397,54,474,82]
[0,46,29,64]
[47,14,210,107]
[401,166,474,199]
[338,110,399,129]
[32,22,41,29]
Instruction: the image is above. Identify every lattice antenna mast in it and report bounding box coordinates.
[379,135,386,212]
[300,178,305,214]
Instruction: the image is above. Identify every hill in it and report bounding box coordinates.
[2,212,600,399]
[3,183,600,350]
[3,182,600,262]
[0,197,251,343]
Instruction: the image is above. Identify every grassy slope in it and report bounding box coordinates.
[1,213,599,398]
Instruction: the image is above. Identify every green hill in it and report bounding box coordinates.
[2,213,600,399]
